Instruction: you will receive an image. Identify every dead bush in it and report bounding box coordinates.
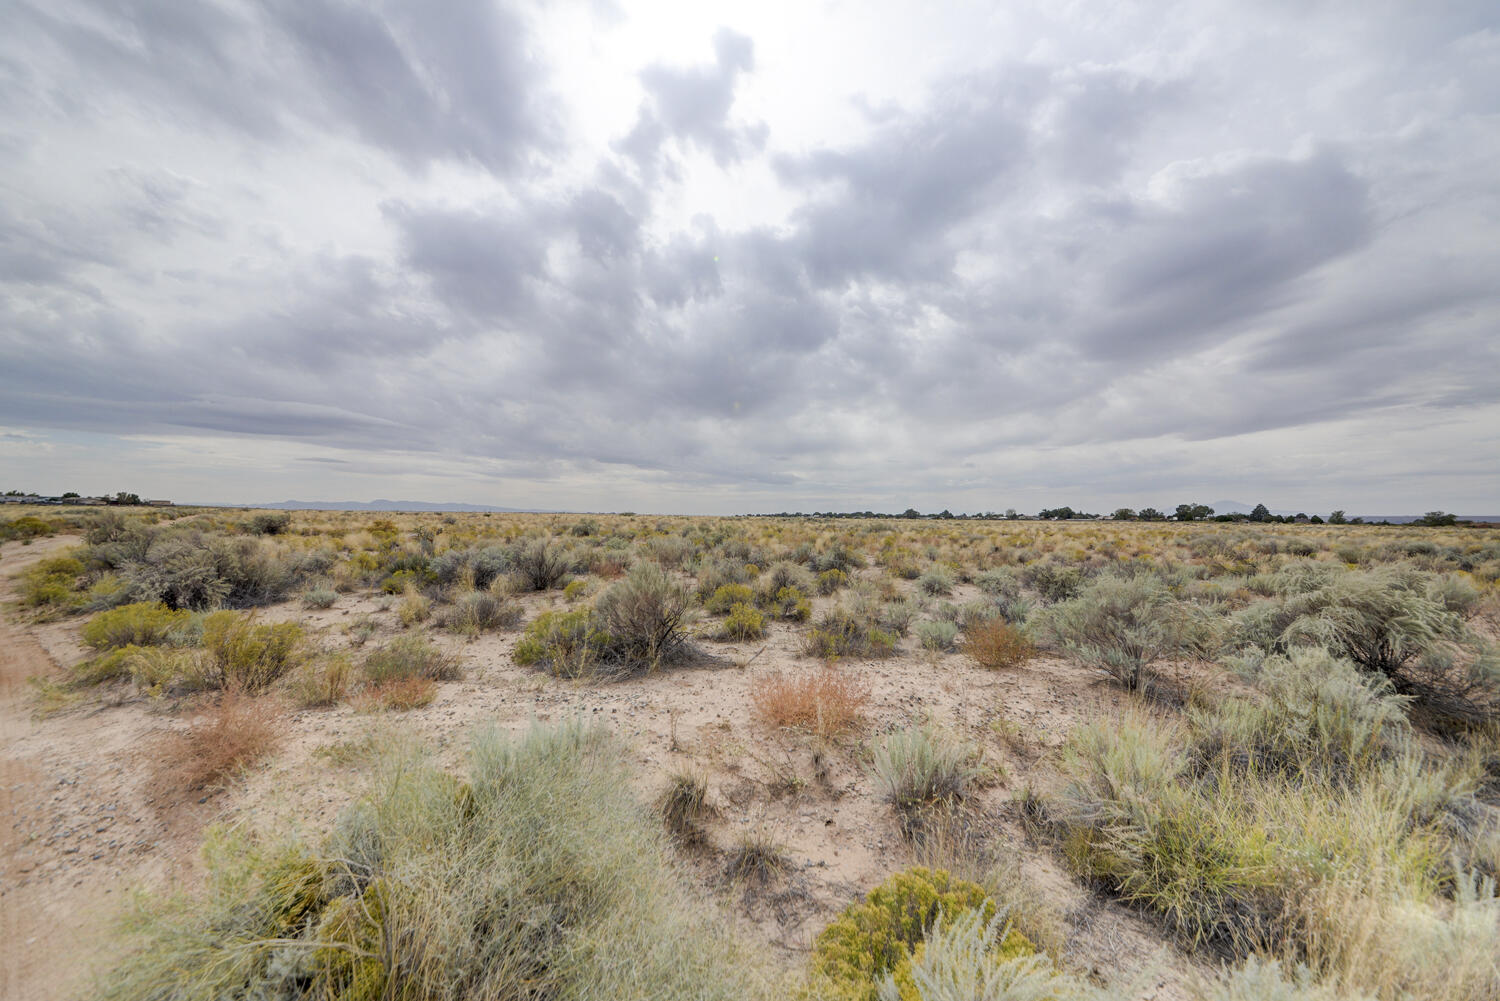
[963,619,1035,670]
[156,690,280,790]
[752,666,870,737]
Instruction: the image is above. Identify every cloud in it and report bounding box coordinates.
[618,28,767,175]
[6,0,555,174]
[1,5,1496,512]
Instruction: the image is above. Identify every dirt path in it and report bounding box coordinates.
[0,537,211,1001]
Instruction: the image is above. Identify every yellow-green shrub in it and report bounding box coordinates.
[201,611,303,691]
[722,603,766,640]
[513,609,608,676]
[81,602,194,650]
[810,867,1031,1001]
[707,583,755,614]
[18,555,86,611]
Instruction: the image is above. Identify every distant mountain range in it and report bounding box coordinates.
[227,499,552,513]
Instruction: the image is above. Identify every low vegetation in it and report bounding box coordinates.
[102,722,778,1001]
[752,665,870,736]
[7,505,1498,1001]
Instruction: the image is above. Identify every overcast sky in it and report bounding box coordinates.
[2,1,1497,514]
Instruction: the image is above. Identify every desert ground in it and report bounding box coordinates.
[2,507,1497,1001]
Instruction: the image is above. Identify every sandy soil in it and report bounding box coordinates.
[2,538,1213,999]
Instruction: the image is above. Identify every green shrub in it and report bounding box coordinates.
[301,586,337,609]
[513,609,608,677]
[247,512,291,535]
[1020,563,1085,603]
[706,582,755,614]
[803,608,896,660]
[99,722,776,1001]
[83,572,133,611]
[380,568,431,594]
[975,569,1021,601]
[1193,648,1409,779]
[878,908,1081,1001]
[1236,564,1494,724]
[818,568,851,595]
[1041,572,1215,690]
[916,620,959,652]
[695,558,753,602]
[917,567,954,597]
[770,585,813,622]
[810,541,866,575]
[590,562,693,673]
[873,726,978,810]
[362,635,460,685]
[107,532,296,609]
[811,867,1030,1001]
[510,538,572,590]
[18,555,86,612]
[1051,716,1284,955]
[758,561,814,605]
[722,602,766,641]
[201,611,303,692]
[877,599,921,637]
[82,602,194,650]
[1,514,55,541]
[441,590,521,636]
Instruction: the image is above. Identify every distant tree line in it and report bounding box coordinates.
[3,489,148,505]
[754,504,1477,525]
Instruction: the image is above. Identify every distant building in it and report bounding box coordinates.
[144,499,174,507]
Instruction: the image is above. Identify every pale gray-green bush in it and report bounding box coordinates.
[874,725,979,810]
[100,721,778,1001]
[1040,573,1216,690]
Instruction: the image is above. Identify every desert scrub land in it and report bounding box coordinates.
[2,506,1499,1000]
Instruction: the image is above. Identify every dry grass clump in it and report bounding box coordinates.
[964,619,1035,670]
[725,827,789,886]
[352,675,437,712]
[104,721,777,1001]
[286,654,352,708]
[155,690,280,790]
[752,666,870,736]
[441,589,523,636]
[362,635,459,684]
[660,770,712,843]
